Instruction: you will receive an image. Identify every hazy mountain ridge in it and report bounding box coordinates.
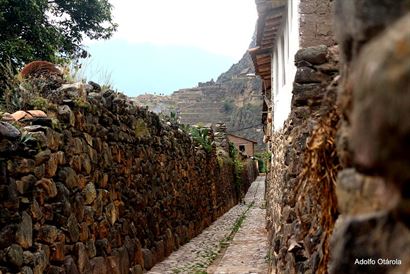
[135,36,264,150]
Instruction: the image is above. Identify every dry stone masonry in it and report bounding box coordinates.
[266,44,340,274]
[0,77,258,273]
[264,1,410,273]
[2,1,410,273]
[330,1,410,273]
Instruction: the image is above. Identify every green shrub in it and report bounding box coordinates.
[170,111,177,121]
[0,62,22,111]
[229,141,238,158]
[233,157,244,187]
[223,100,234,113]
[258,159,266,173]
[217,155,224,169]
[190,126,212,153]
[73,98,91,110]
[229,142,244,187]
[255,151,272,173]
[30,97,49,111]
[134,118,150,138]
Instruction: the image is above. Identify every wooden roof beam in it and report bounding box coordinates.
[265,14,283,21]
[256,53,271,59]
[264,30,278,36]
[265,20,282,28]
[256,56,271,63]
[257,60,271,66]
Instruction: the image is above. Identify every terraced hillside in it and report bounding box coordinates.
[135,43,264,151]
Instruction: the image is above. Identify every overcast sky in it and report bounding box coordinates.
[83,0,257,96]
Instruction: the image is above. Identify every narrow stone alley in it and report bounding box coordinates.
[148,176,268,274]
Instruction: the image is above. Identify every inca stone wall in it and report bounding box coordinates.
[266,44,340,274]
[0,80,258,273]
[266,1,410,273]
[330,1,410,273]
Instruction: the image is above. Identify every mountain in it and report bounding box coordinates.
[134,36,264,151]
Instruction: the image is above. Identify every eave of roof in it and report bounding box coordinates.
[227,133,258,144]
[250,1,287,92]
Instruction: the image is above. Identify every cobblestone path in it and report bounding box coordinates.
[148,176,268,274]
[207,176,268,274]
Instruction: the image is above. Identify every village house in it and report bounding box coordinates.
[249,0,334,146]
[250,0,340,273]
[227,133,257,157]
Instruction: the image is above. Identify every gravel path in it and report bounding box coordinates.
[148,176,268,274]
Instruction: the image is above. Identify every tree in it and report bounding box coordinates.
[0,0,117,68]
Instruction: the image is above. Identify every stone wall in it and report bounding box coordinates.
[299,0,336,48]
[330,1,410,273]
[267,1,410,273]
[266,44,340,273]
[0,80,258,273]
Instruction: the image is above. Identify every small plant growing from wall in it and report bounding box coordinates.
[229,142,244,188]
[73,98,91,110]
[134,118,150,138]
[189,126,212,153]
[0,61,26,112]
[0,61,65,113]
[169,111,179,124]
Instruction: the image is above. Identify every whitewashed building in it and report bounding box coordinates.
[250,0,334,143]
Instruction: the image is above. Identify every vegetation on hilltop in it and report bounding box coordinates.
[0,0,117,92]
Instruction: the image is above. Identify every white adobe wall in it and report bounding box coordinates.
[272,0,300,131]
